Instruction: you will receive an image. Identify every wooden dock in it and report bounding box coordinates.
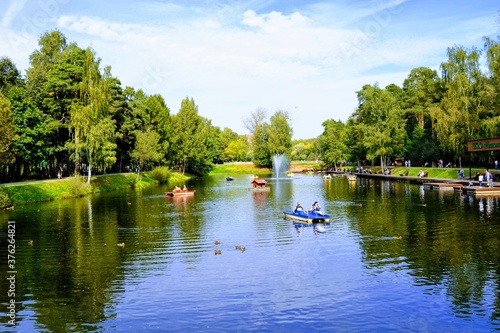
[423,183,463,191]
[330,171,500,197]
[462,186,500,196]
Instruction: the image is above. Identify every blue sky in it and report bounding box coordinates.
[1,0,498,139]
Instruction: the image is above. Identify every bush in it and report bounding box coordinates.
[150,166,171,183]
[0,189,12,209]
[67,176,90,197]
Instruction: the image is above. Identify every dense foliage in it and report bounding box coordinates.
[1,29,500,182]
[318,39,500,169]
[0,31,256,181]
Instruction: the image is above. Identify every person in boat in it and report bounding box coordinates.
[183,185,188,190]
[294,202,304,213]
[174,186,180,191]
[309,201,324,215]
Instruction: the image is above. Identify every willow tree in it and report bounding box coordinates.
[434,46,483,159]
[351,84,406,170]
[69,48,116,183]
[482,37,500,138]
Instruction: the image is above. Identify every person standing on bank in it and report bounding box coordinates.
[487,170,494,188]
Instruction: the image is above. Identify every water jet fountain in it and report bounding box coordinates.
[272,154,290,179]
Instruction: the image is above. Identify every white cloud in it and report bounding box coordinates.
[1,0,27,27]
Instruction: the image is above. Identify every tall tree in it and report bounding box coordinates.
[319,119,348,169]
[435,46,484,160]
[130,129,163,179]
[402,67,442,164]
[0,57,21,93]
[351,84,406,170]
[252,122,271,167]
[482,37,500,138]
[267,110,293,158]
[7,86,55,179]
[170,98,212,175]
[26,30,68,110]
[0,93,17,172]
[69,48,116,183]
[224,136,249,161]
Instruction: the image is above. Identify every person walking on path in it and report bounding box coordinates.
[487,171,494,188]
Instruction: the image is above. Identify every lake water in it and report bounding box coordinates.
[1,174,500,332]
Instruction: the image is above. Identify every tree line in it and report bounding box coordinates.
[2,29,500,182]
[319,38,500,171]
[0,30,296,182]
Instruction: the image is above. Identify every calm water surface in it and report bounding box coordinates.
[1,174,500,332]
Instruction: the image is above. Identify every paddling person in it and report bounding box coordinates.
[294,201,304,213]
[309,201,324,215]
[183,185,188,190]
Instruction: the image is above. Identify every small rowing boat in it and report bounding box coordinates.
[165,189,196,196]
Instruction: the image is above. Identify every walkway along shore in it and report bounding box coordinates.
[326,171,500,196]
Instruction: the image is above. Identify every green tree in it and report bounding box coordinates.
[7,86,56,179]
[267,110,293,158]
[224,136,249,161]
[26,30,68,109]
[69,48,116,183]
[319,119,348,169]
[170,97,213,175]
[219,127,240,162]
[434,46,483,160]
[482,37,500,138]
[252,122,271,167]
[0,93,17,170]
[402,67,442,164]
[351,84,406,169]
[0,57,21,93]
[130,129,163,179]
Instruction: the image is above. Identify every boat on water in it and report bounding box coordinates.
[226,176,234,181]
[283,210,330,223]
[165,189,196,196]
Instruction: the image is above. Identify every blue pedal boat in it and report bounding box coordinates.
[283,210,330,223]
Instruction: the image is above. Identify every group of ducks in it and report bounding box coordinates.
[214,240,246,255]
[28,240,126,247]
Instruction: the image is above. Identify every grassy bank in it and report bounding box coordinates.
[0,171,189,207]
[372,166,488,179]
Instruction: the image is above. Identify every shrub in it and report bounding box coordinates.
[0,189,12,209]
[67,176,90,197]
[150,166,171,183]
